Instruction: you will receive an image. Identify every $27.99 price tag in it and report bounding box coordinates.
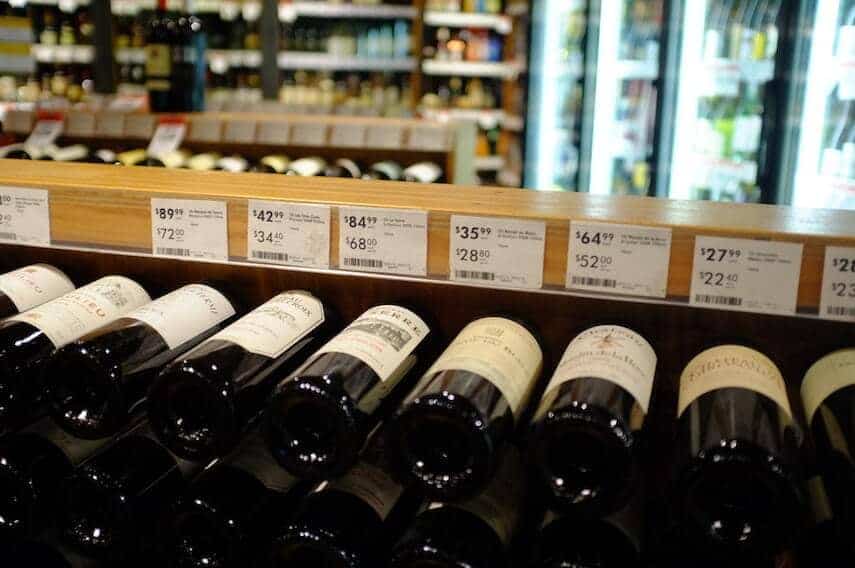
[338,207,427,276]
[247,200,331,268]
[820,246,855,321]
[0,186,51,246]
[151,198,228,262]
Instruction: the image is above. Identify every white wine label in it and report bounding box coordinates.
[22,416,111,466]
[147,121,186,158]
[25,119,63,149]
[329,461,402,520]
[801,349,855,423]
[678,345,792,418]
[127,284,235,350]
[568,222,672,299]
[0,264,74,313]
[541,325,657,414]
[315,305,429,381]
[425,317,543,417]
[0,186,51,246]
[338,207,428,277]
[690,236,803,315]
[151,198,229,262]
[211,291,324,359]
[820,247,855,321]
[8,276,151,348]
[450,215,545,289]
[247,200,331,269]
[228,430,299,493]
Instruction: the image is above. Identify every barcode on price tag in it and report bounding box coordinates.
[338,207,427,276]
[0,186,50,246]
[151,198,228,262]
[247,200,331,269]
[147,121,187,157]
[25,119,63,149]
[690,236,803,315]
[567,222,672,298]
[450,215,545,289]
[820,246,855,321]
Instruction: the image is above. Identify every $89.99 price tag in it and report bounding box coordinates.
[338,207,427,276]
[820,246,855,321]
[247,200,331,268]
[151,198,228,262]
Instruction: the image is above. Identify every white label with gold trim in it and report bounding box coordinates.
[801,349,855,423]
[0,186,51,246]
[678,345,791,418]
[423,317,543,418]
[0,264,74,313]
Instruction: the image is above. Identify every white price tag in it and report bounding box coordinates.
[147,121,187,157]
[365,124,404,149]
[247,200,331,269]
[450,215,545,289]
[291,123,327,146]
[567,222,672,298]
[223,120,257,143]
[151,198,229,262]
[820,246,855,321]
[0,186,51,246]
[690,236,803,315]
[330,124,366,148]
[25,120,63,149]
[338,207,427,276]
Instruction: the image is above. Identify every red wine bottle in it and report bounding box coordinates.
[148,291,332,462]
[386,316,543,500]
[48,284,237,439]
[0,277,150,433]
[0,264,75,319]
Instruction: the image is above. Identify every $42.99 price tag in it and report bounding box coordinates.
[338,207,427,276]
[0,186,51,246]
[247,200,331,268]
[151,198,228,262]
[820,246,855,321]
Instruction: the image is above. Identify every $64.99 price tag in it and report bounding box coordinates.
[820,246,855,321]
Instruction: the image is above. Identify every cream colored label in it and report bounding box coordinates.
[327,461,402,519]
[0,264,74,313]
[211,291,324,359]
[678,345,791,418]
[127,284,235,350]
[540,325,657,414]
[315,305,428,381]
[8,276,151,348]
[424,317,543,417]
[802,349,855,423]
[228,430,299,493]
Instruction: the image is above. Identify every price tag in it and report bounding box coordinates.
[247,200,331,269]
[147,120,186,156]
[223,120,256,143]
[0,186,50,246]
[690,236,803,315]
[567,222,672,298]
[330,124,366,148]
[290,122,327,147]
[151,198,228,262]
[408,125,449,152]
[365,124,404,149]
[257,122,290,145]
[450,215,545,289]
[25,119,63,149]
[338,207,427,276]
[820,246,855,321]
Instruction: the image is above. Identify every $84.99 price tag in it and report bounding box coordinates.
[0,186,51,246]
[247,200,331,268]
[820,246,855,321]
[338,207,427,276]
[151,198,228,262]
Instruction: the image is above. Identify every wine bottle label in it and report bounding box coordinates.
[325,461,402,520]
[538,325,657,415]
[801,349,855,423]
[118,149,148,166]
[370,161,402,181]
[404,162,442,183]
[0,264,74,313]
[259,155,289,173]
[127,284,235,350]
[315,305,429,381]
[22,416,112,466]
[677,345,791,418]
[186,153,220,171]
[7,276,151,349]
[227,430,299,494]
[145,43,171,82]
[424,317,543,418]
[210,291,324,359]
[95,149,117,164]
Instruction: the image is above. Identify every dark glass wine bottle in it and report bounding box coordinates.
[163,429,310,567]
[390,447,525,568]
[266,305,430,479]
[284,157,327,176]
[529,512,639,568]
[323,158,362,178]
[673,344,804,558]
[149,291,332,462]
[797,475,851,568]
[0,276,150,433]
[0,536,97,568]
[145,0,175,113]
[386,316,543,500]
[48,284,237,440]
[0,264,74,319]
[528,325,657,515]
[361,160,402,181]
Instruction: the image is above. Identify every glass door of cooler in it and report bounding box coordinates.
[524,0,587,191]
[666,0,784,202]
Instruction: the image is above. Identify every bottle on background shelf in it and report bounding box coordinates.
[185,152,222,171]
[251,155,291,174]
[0,264,75,320]
[216,155,250,173]
[284,156,328,177]
[362,160,403,181]
[116,149,149,167]
[402,161,444,183]
[323,158,362,179]
[142,149,192,168]
[48,284,237,440]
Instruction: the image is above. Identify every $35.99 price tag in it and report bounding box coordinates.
[247,200,331,268]
[151,198,228,262]
[449,215,545,289]
[690,236,803,315]
[820,246,855,321]
[338,207,427,276]
[0,186,51,246]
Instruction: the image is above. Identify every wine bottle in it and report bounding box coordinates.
[250,155,290,174]
[48,284,237,439]
[148,291,331,462]
[390,447,525,568]
[673,345,803,557]
[797,475,851,567]
[0,264,75,319]
[163,429,310,567]
[216,155,249,173]
[528,325,657,515]
[362,160,402,181]
[402,162,444,183]
[0,143,26,159]
[92,149,118,165]
[47,145,92,163]
[387,316,543,500]
[146,0,206,112]
[59,423,206,563]
[142,149,191,168]
[323,158,362,178]
[0,277,150,432]
[186,152,222,171]
[284,157,327,177]
[0,416,121,537]
[0,536,97,568]
[267,305,430,479]
[117,149,149,166]
[145,0,175,113]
